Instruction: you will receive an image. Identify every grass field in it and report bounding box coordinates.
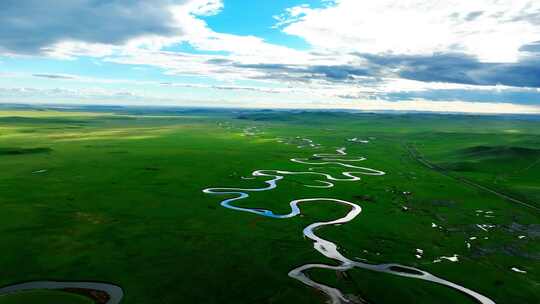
[0,290,92,304]
[0,107,538,304]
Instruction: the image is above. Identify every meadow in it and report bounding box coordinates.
[0,106,538,304]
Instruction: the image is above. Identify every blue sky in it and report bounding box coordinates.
[1,0,540,114]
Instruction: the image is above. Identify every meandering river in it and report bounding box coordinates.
[0,142,496,304]
[203,146,496,304]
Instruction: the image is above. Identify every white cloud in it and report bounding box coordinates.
[179,0,223,16]
[277,0,540,62]
[2,0,539,112]
[159,82,301,94]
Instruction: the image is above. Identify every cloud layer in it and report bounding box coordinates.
[277,0,540,63]
[0,0,221,55]
[0,0,539,113]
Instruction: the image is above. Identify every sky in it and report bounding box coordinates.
[1,0,540,114]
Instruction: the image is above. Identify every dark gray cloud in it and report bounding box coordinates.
[0,0,188,54]
[309,65,371,80]
[465,11,484,21]
[520,41,540,53]
[33,73,76,79]
[509,10,540,25]
[205,58,233,64]
[358,53,540,88]
[203,51,540,106]
[359,53,481,85]
[226,52,540,89]
[233,62,373,81]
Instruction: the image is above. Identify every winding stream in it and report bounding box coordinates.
[0,142,496,304]
[203,146,496,304]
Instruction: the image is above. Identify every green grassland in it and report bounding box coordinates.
[0,107,538,303]
[0,290,93,304]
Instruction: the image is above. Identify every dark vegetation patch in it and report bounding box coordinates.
[503,223,540,238]
[439,145,540,172]
[440,161,477,172]
[0,147,52,156]
[461,145,540,159]
[472,244,540,260]
[18,129,37,133]
[105,116,137,121]
[83,144,116,149]
[44,125,86,130]
[0,116,90,124]
[431,200,456,207]
[353,195,375,202]
[236,111,361,122]
[237,113,296,122]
